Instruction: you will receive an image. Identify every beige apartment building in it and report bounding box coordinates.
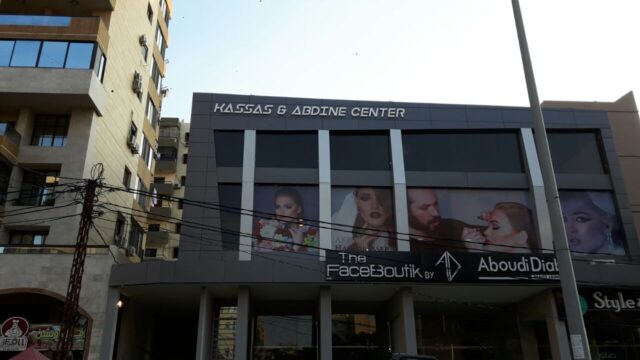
[147,117,189,260]
[0,0,172,359]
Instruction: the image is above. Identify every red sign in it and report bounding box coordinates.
[0,317,29,351]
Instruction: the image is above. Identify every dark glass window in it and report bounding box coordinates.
[114,213,127,246]
[255,131,318,168]
[182,153,188,164]
[159,125,178,138]
[31,115,69,147]
[18,170,59,206]
[65,42,94,69]
[147,3,154,22]
[128,218,144,256]
[219,183,241,250]
[123,167,131,188]
[9,231,48,245]
[10,40,39,67]
[158,146,177,160]
[38,41,68,68]
[253,315,316,359]
[331,131,391,170]
[180,176,186,186]
[403,132,523,172]
[144,248,157,258]
[184,132,190,144]
[0,40,13,66]
[172,247,179,258]
[548,132,606,174]
[214,130,244,167]
[96,52,106,82]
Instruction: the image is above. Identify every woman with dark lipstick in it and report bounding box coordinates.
[560,191,625,255]
[462,202,537,253]
[332,187,396,251]
[253,187,318,253]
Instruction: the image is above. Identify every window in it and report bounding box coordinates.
[548,131,606,174]
[145,96,158,128]
[94,46,106,82]
[180,176,186,186]
[38,41,67,68]
[128,218,144,256]
[129,122,138,145]
[147,3,154,22]
[9,231,48,245]
[175,223,181,234]
[136,176,149,209]
[160,0,168,23]
[253,315,316,359]
[256,131,318,168]
[0,40,96,69]
[144,248,157,258]
[114,213,127,246]
[148,224,161,232]
[31,115,69,147]
[155,26,166,57]
[150,58,162,89]
[214,130,244,167]
[182,154,188,164]
[331,131,391,170]
[159,126,179,138]
[402,132,523,173]
[184,132,190,145]
[158,146,177,160]
[141,136,154,171]
[219,184,241,250]
[177,199,183,210]
[172,247,178,258]
[140,43,148,62]
[123,167,132,188]
[18,170,59,206]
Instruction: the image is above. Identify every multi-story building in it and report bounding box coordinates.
[146,117,189,260]
[106,91,640,360]
[0,0,172,359]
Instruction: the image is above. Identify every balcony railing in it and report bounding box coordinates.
[0,15,72,27]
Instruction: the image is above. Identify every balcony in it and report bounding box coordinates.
[0,0,116,13]
[146,229,171,246]
[155,158,177,173]
[0,123,21,164]
[153,182,179,196]
[0,68,107,115]
[149,205,177,221]
[0,15,110,51]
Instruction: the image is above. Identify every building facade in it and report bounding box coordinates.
[0,0,172,359]
[107,92,640,360]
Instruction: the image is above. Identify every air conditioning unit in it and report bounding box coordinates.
[132,71,143,95]
[127,136,138,154]
[160,86,169,97]
[139,34,148,46]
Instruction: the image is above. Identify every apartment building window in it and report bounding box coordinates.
[180,176,186,186]
[146,96,158,128]
[1,40,97,69]
[184,132,190,145]
[160,126,179,138]
[144,248,157,258]
[128,218,144,257]
[172,247,178,258]
[9,231,48,245]
[114,213,127,247]
[135,176,149,209]
[123,167,132,189]
[182,154,188,164]
[141,136,154,171]
[141,42,148,62]
[158,147,176,160]
[18,170,59,206]
[31,115,69,147]
[150,58,162,89]
[175,223,181,234]
[155,26,166,57]
[147,3,154,22]
[95,46,106,83]
[160,0,168,23]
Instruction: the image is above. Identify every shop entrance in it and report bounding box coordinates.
[415,303,523,360]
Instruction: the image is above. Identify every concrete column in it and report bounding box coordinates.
[239,130,256,261]
[386,288,417,354]
[234,287,251,360]
[518,321,540,360]
[318,287,332,360]
[390,130,410,251]
[517,291,571,360]
[196,287,213,360]
[520,128,554,251]
[99,287,121,360]
[318,130,331,260]
[546,294,571,360]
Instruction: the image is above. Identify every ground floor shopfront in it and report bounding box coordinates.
[105,284,583,360]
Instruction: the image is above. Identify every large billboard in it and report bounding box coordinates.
[559,191,626,256]
[331,187,396,251]
[406,188,537,254]
[253,185,319,254]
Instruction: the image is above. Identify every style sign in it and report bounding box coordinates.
[581,289,640,313]
[0,317,29,352]
[325,251,559,283]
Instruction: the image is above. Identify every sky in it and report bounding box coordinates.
[161,0,640,121]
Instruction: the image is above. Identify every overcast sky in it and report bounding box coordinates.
[161,0,640,121]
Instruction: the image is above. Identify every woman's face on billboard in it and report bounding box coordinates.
[275,195,301,221]
[483,209,526,251]
[562,199,610,253]
[355,188,389,228]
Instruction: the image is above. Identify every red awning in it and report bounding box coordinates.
[8,347,49,360]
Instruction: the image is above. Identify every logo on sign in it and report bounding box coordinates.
[0,317,29,352]
[436,251,461,282]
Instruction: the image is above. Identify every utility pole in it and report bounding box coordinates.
[511,1,591,359]
[57,165,102,360]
